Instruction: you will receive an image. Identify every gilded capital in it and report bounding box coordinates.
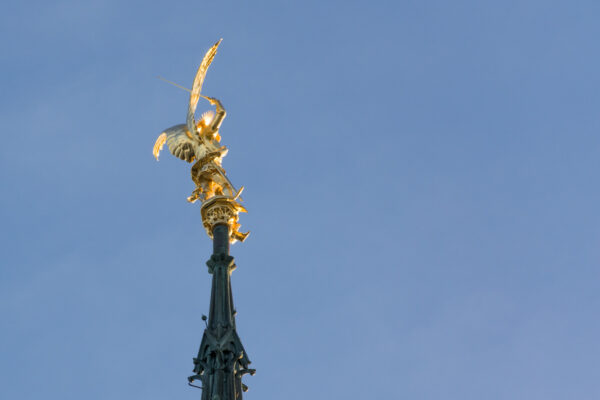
[201,196,249,243]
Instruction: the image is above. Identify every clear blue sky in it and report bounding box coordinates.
[1,1,599,399]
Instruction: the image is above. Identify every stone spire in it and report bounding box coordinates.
[187,222,254,400]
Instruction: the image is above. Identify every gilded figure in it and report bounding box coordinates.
[153,39,248,243]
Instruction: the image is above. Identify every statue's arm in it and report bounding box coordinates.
[203,96,226,132]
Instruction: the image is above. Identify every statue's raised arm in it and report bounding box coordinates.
[201,95,226,133]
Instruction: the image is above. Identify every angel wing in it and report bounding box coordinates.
[186,39,222,136]
[153,124,197,162]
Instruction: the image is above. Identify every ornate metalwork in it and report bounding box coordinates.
[153,39,248,243]
[201,197,249,243]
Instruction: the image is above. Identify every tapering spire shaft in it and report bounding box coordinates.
[188,224,254,400]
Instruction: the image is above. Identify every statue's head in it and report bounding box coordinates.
[196,110,220,141]
[197,111,215,130]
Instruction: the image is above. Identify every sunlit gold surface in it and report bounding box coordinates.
[201,196,249,243]
[153,39,248,243]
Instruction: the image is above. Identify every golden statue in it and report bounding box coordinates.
[153,39,249,243]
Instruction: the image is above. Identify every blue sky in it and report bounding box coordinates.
[1,1,599,399]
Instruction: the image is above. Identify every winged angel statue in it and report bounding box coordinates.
[153,40,248,242]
